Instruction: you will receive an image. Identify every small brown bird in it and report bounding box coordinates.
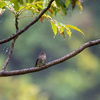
[35,52,46,67]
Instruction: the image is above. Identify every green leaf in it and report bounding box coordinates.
[0,1,6,8]
[67,25,84,35]
[11,0,19,11]
[27,0,34,3]
[65,0,70,7]
[51,21,57,37]
[19,0,23,4]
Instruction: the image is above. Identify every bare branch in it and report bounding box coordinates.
[2,16,19,71]
[0,39,100,77]
[2,38,17,71]
[0,0,54,44]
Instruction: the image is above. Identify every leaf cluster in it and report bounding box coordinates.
[0,0,84,39]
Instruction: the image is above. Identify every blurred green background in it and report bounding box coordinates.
[0,1,100,100]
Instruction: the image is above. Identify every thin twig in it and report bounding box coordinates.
[0,39,100,76]
[0,0,54,44]
[2,15,19,71]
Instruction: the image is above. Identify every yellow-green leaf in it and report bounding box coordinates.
[36,3,43,9]
[60,26,64,33]
[51,21,57,37]
[67,25,84,35]
[65,26,71,37]
[0,1,6,8]
[43,14,51,19]
[76,0,83,11]
[65,0,70,7]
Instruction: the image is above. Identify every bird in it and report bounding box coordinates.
[35,52,46,67]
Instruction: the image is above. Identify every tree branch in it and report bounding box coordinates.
[0,39,100,77]
[2,15,19,71]
[0,0,54,44]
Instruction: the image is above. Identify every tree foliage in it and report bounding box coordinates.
[0,0,84,39]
